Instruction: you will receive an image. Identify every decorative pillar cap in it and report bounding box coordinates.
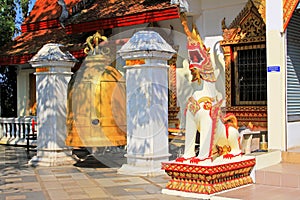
[118,30,176,60]
[29,43,78,68]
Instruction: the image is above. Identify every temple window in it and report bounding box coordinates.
[233,44,267,106]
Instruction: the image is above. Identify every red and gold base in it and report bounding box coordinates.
[161,157,255,194]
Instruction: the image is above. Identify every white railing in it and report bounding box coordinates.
[0,116,37,146]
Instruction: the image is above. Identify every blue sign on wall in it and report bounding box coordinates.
[267,66,280,72]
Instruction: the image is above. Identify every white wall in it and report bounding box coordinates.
[194,0,247,36]
[287,122,300,149]
[266,0,286,151]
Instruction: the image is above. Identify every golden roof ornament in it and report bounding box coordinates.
[84,31,110,55]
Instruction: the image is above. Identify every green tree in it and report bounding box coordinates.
[0,0,32,47]
[0,0,17,47]
[20,0,30,19]
[0,0,32,117]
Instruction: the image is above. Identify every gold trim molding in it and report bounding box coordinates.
[221,0,266,46]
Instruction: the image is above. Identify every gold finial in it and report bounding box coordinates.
[84,31,109,55]
[221,18,227,30]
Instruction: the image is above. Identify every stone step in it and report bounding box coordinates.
[282,147,300,164]
[255,162,300,188]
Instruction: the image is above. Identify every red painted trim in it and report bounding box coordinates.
[209,101,223,157]
[225,124,229,139]
[162,158,256,174]
[69,49,86,59]
[21,19,61,33]
[0,54,35,65]
[20,7,179,33]
[66,7,179,34]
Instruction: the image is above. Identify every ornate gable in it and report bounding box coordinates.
[219,0,268,129]
[221,0,265,45]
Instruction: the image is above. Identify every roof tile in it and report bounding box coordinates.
[66,0,176,25]
[0,28,86,56]
[24,0,81,24]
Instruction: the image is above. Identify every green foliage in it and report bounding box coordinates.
[0,0,31,47]
[0,0,17,47]
[0,0,31,116]
[20,0,30,18]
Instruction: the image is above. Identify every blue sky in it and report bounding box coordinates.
[15,0,36,37]
[28,0,35,12]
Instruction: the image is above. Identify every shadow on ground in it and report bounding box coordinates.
[72,146,127,168]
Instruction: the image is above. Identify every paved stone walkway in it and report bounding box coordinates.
[1,145,300,200]
[0,145,192,200]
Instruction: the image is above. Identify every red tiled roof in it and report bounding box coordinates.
[66,0,178,25]
[0,28,86,65]
[21,0,81,32]
[66,6,179,34]
[22,0,178,33]
[0,0,179,65]
[24,0,80,24]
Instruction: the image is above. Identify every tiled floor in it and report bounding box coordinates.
[217,184,300,200]
[256,162,300,188]
[282,147,300,164]
[0,146,47,200]
[1,145,300,200]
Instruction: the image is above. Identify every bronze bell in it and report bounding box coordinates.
[65,53,126,147]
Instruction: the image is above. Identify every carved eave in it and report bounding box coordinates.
[283,0,300,31]
[219,0,268,130]
[220,0,266,46]
[252,0,266,23]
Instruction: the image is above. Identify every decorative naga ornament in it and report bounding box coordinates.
[66,31,126,147]
[57,0,69,27]
[180,13,216,84]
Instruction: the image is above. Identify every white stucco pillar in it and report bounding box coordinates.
[29,43,78,166]
[266,0,287,151]
[118,31,175,176]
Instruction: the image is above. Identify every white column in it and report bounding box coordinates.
[266,0,286,150]
[118,31,175,176]
[29,43,77,166]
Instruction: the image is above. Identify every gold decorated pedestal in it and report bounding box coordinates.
[161,157,255,195]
